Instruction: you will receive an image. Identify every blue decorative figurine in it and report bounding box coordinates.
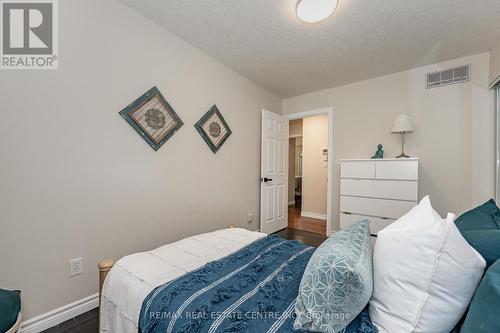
[372,144,384,159]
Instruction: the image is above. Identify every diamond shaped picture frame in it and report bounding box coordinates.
[119,86,183,151]
[195,105,232,153]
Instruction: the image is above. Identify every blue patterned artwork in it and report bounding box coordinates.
[194,105,232,153]
[119,87,183,151]
[294,220,374,333]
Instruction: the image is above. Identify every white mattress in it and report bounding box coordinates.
[100,228,266,333]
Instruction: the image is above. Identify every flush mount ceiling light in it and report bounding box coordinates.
[296,0,338,23]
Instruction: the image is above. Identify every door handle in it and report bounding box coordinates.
[260,177,273,183]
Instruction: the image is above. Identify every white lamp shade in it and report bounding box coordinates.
[391,114,413,133]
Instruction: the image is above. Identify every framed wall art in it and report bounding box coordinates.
[119,86,183,151]
[195,105,232,153]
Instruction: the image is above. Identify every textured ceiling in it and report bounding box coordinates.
[119,0,500,98]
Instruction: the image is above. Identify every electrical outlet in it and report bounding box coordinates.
[69,257,83,277]
[247,213,254,223]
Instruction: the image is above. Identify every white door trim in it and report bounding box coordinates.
[286,107,334,236]
[287,107,333,120]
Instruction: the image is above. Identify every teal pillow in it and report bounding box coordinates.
[455,199,500,232]
[0,289,21,333]
[460,230,500,268]
[294,220,373,333]
[460,259,500,333]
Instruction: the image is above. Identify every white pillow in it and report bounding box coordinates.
[369,196,486,333]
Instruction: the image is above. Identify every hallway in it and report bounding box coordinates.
[288,206,326,236]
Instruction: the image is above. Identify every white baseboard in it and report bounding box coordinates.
[20,294,99,333]
[301,211,327,220]
[288,200,295,205]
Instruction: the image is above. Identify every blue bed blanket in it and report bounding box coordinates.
[139,235,377,333]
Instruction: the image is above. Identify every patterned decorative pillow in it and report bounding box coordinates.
[294,220,373,333]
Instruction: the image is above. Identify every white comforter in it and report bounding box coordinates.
[100,228,266,333]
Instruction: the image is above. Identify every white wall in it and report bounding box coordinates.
[302,115,329,217]
[283,53,495,231]
[0,0,281,321]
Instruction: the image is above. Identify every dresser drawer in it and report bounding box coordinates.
[340,196,416,219]
[340,212,395,235]
[340,179,418,201]
[340,161,375,179]
[375,160,418,180]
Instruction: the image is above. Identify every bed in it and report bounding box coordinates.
[99,227,374,333]
[99,227,265,332]
[98,197,498,333]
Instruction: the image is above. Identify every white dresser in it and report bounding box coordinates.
[339,158,419,237]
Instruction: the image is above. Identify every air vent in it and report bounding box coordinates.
[426,64,470,89]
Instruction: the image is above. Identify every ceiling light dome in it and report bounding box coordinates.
[296,0,338,23]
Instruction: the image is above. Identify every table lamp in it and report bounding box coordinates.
[391,114,413,158]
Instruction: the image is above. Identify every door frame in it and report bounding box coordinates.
[286,107,334,236]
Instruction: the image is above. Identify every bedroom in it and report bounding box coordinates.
[1,0,500,332]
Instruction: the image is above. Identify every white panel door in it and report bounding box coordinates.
[260,110,288,234]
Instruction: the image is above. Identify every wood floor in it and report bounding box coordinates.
[288,206,326,236]
[41,308,98,333]
[274,227,327,248]
[40,228,326,333]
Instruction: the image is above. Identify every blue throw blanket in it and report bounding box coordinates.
[139,235,377,333]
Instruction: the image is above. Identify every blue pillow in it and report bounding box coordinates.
[460,259,500,333]
[455,199,500,232]
[0,289,21,333]
[294,220,373,333]
[454,200,500,269]
[460,230,500,268]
